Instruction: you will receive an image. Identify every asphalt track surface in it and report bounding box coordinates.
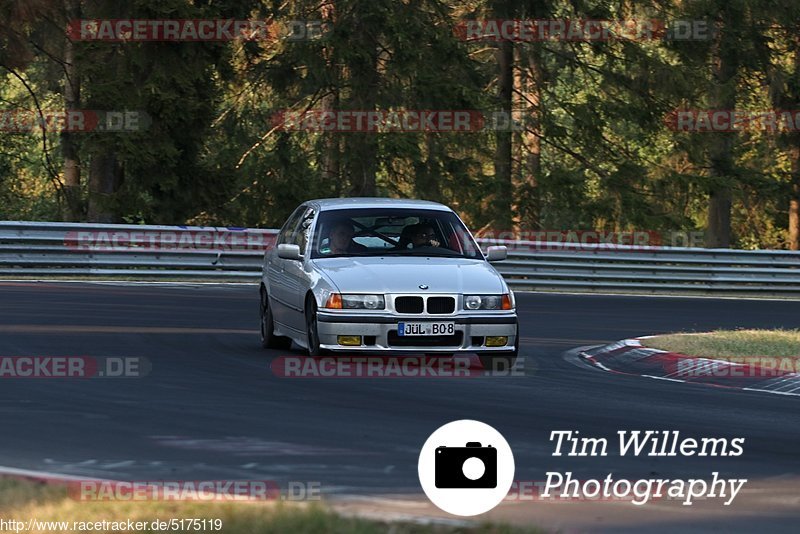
[1,281,799,532]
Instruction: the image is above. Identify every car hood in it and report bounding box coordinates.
[311,256,506,294]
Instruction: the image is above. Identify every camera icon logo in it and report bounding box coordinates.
[435,442,497,488]
[418,420,514,516]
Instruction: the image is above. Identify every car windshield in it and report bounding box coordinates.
[310,208,483,260]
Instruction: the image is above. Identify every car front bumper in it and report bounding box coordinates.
[315,311,518,353]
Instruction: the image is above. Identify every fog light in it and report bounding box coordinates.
[485,336,508,347]
[338,335,362,346]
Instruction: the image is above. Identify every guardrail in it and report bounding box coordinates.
[488,239,800,294]
[0,221,274,279]
[1,221,800,295]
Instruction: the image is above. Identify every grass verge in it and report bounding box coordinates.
[641,329,800,359]
[0,478,541,534]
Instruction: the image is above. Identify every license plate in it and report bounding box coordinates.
[397,322,455,336]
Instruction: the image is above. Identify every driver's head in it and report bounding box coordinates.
[411,224,436,247]
[329,220,355,252]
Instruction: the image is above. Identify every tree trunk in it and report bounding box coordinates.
[87,151,123,222]
[61,0,82,221]
[320,86,340,194]
[344,5,379,197]
[493,37,514,231]
[790,148,800,250]
[415,134,441,201]
[705,13,739,248]
[511,45,523,230]
[789,35,800,250]
[516,44,542,231]
[707,185,732,248]
[345,127,378,197]
[320,2,340,193]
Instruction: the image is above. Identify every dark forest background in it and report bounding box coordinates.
[2,0,800,250]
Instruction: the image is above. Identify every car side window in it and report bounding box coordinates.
[294,208,316,253]
[276,206,305,246]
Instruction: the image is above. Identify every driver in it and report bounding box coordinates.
[328,220,368,254]
[409,224,441,248]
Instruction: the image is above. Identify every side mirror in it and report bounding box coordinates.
[485,245,507,262]
[277,243,303,261]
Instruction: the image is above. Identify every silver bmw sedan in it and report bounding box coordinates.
[259,198,518,370]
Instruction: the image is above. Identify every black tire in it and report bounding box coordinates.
[305,297,323,357]
[260,288,291,349]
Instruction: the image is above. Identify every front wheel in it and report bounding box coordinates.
[305,298,323,357]
[260,289,291,349]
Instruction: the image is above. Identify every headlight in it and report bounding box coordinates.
[464,294,513,310]
[341,294,385,310]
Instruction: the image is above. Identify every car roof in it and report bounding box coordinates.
[306,197,452,212]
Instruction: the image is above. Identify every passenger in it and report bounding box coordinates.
[328,220,368,254]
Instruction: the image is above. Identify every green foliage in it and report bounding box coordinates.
[0,0,797,248]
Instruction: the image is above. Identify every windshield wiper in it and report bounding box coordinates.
[379,249,467,258]
[316,251,390,258]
